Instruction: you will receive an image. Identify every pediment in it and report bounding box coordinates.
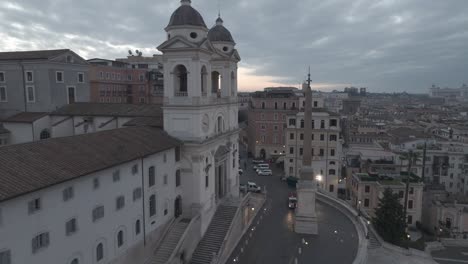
[157,36,198,51]
[49,51,88,65]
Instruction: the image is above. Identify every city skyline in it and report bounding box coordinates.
[0,0,467,92]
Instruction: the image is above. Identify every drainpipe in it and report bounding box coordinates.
[19,61,27,112]
[141,158,147,247]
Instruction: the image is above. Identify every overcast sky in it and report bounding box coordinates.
[1,0,467,93]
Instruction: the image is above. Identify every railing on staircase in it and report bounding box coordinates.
[144,218,176,264]
[212,192,252,264]
[165,214,201,264]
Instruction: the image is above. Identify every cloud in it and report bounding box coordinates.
[0,0,467,93]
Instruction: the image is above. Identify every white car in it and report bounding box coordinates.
[258,169,272,176]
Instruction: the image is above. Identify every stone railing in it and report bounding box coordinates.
[174,91,188,97]
[316,190,368,264]
[216,193,266,264]
[167,214,202,264]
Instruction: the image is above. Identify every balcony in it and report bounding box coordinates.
[175,91,188,97]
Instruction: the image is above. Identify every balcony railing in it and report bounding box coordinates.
[175,91,188,97]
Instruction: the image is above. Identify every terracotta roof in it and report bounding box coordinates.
[123,117,163,128]
[0,126,181,202]
[2,112,49,123]
[0,49,70,61]
[52,103,162,117]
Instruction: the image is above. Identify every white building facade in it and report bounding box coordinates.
[284,109,343,196]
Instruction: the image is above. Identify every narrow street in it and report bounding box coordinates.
[228,147,359,264]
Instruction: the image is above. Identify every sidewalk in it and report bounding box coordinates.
[368,247,438,264]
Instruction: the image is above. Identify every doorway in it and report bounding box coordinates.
[174,195,182,218]
[67,86,76,104]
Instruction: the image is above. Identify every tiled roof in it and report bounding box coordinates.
[52,103,162,117]
[0,49,70,61]
[0,126,181,202]
[123,117,163,128]
[2,112,49,123]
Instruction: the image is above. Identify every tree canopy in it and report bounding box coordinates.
[372,188,407,245]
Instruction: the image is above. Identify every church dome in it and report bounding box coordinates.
[208,17,235,43]
[167,0,207,28]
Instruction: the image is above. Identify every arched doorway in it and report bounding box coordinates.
[260,149,266,159]
[174,195,182,218]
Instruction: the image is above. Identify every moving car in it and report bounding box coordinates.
[288,193,297,209]
[239,181,262,193]
[258,169,272,176]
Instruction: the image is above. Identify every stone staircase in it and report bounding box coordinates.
[189,205,238,264]
[147,218,191,264]
[368,228,382,249]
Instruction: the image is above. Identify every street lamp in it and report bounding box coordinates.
[316,174,323,189]
[358,200,362,216]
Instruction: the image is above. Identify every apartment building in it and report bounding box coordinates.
[0,49,90,118]
[88,58,157,104]
[350,172,423,227]
[0,127,183,264]
[284,107,343,196]
[247,87,301,159]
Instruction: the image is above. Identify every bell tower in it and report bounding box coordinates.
[158,0,241,232]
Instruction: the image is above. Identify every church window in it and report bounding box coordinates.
[190,32,198,39]
[174,65,188,95]
[211,71,221,96]
[223,46,228,52]
[40,129,50,140]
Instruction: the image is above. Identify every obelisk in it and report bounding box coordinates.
[294,68,318,235]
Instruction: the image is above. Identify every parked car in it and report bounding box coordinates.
[280,175,287,181]
[258,169,272,176]
[252,159,265,164]
[238,169,243,175]
[254,163,269,171]
[239,181,262,193]
[288,193,297,209]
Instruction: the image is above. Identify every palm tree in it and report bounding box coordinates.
[399,150,421,223]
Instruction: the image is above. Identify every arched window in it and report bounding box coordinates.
[211,71,221,97]
[135,220,141,235]
[283,102,287,109]
[40,129,50,140]
[117,230,124,247]
[149,195,156,217]
[96,243,104,261]
[149,166,155,187]
[230,71,235,96]
[300,119,304,128]
[70,258,79,264]
[201,66,207,95]
[174,65,188,95]
[329,161,336,165]
[217,116,224,133]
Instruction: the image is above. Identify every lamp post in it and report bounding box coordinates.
[316,174,323,189]
[358,200,362,216]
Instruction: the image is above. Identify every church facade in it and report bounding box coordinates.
[0,1,241,263]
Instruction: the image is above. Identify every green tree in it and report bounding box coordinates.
[372,188,407,245]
